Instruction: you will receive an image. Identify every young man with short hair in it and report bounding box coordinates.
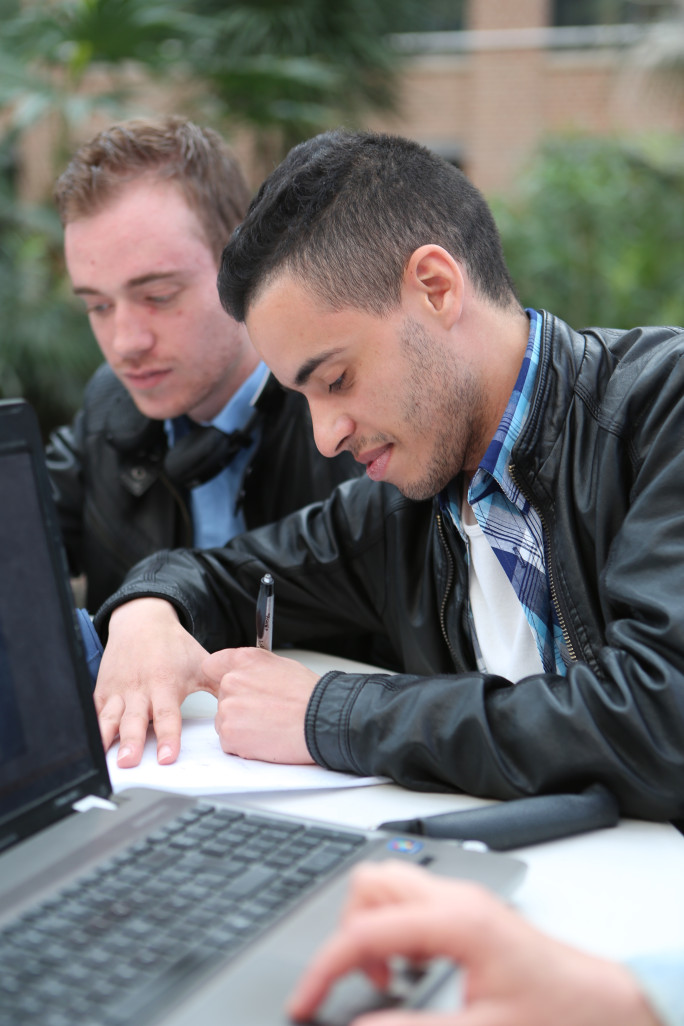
[90,130,684,824]
[48,117,361,620]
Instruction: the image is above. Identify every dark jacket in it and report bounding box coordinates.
[46,363,361,611]
[96,312,684,821]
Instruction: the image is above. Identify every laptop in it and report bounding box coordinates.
[0,397,526,1026]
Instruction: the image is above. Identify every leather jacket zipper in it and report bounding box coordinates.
[436,511,459,663]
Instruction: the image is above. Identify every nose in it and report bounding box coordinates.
[110,303,156,360]
[308,399,355,459]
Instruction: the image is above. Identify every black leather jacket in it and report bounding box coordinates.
[47,363,361,611]
[96,313,684,820]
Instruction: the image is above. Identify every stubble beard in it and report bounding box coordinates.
[396,317,485,502]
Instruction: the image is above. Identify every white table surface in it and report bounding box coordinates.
[183,650,684,964]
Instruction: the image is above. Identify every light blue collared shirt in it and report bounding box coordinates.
[166,361,267,547]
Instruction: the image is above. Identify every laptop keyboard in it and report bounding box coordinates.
[0,801,367,1026]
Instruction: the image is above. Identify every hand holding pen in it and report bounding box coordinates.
[204,569,319,764]
[256,573,274,651]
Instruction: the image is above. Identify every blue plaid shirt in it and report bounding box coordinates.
[444,309,567,676]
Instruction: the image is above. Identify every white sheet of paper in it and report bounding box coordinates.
[106,650,392,795]
[106,717,385,795]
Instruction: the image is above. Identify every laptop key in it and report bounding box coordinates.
[221,863,278,897]
[297,845,356,875]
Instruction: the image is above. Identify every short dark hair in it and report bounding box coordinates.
[218,129,519,322]
[55,116,251,263]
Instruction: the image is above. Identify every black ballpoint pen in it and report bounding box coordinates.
[255,573,275,650]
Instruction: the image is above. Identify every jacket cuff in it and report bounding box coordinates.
[93,583,195,644]
[305,670,368,774]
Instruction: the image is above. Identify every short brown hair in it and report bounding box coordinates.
[54,116,251,262]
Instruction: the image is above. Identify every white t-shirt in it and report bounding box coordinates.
[461,495,543,681]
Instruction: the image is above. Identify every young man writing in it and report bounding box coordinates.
[90,130,684,823]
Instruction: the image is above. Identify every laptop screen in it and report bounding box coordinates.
[0,407,111,850]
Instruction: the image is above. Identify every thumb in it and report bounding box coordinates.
[202,647,238,682]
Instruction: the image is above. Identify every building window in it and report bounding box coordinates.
[393,0,466,32]
[553,0,677,26]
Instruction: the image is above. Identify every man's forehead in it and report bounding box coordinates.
[247,269,315,316]
[64,185,215,290]
[245,280,346,386]
[64,176,206,243]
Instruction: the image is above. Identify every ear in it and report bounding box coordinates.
[403,245,464,328]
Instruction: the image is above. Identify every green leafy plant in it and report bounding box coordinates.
[494,134,684,329]
[0,154,101,433]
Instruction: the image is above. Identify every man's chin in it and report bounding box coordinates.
[394,470,456,502]
[127,393,185,422]
[393,481,442,502]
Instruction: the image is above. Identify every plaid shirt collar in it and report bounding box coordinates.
[442,310,567,676]
[444,308,542,522]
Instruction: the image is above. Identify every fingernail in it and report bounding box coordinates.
[117,746,132,763]
[158,745,173,763]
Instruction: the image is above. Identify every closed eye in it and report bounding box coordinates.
[86,301,111,316]
[328,373,347,394]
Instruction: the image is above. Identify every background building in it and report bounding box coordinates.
[370,0,683,194]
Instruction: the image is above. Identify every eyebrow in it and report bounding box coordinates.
[72,272,182,296]
[294,347,345,388]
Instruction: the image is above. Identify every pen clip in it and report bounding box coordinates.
[256,572,275,651]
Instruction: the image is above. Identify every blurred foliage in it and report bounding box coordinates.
[183,0,411,152]
[493,134,684,329]
[0,0,417,169]
[0,162,101,431]
[0,0,415,437]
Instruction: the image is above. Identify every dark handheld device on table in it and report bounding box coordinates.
[380,784,620,850]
